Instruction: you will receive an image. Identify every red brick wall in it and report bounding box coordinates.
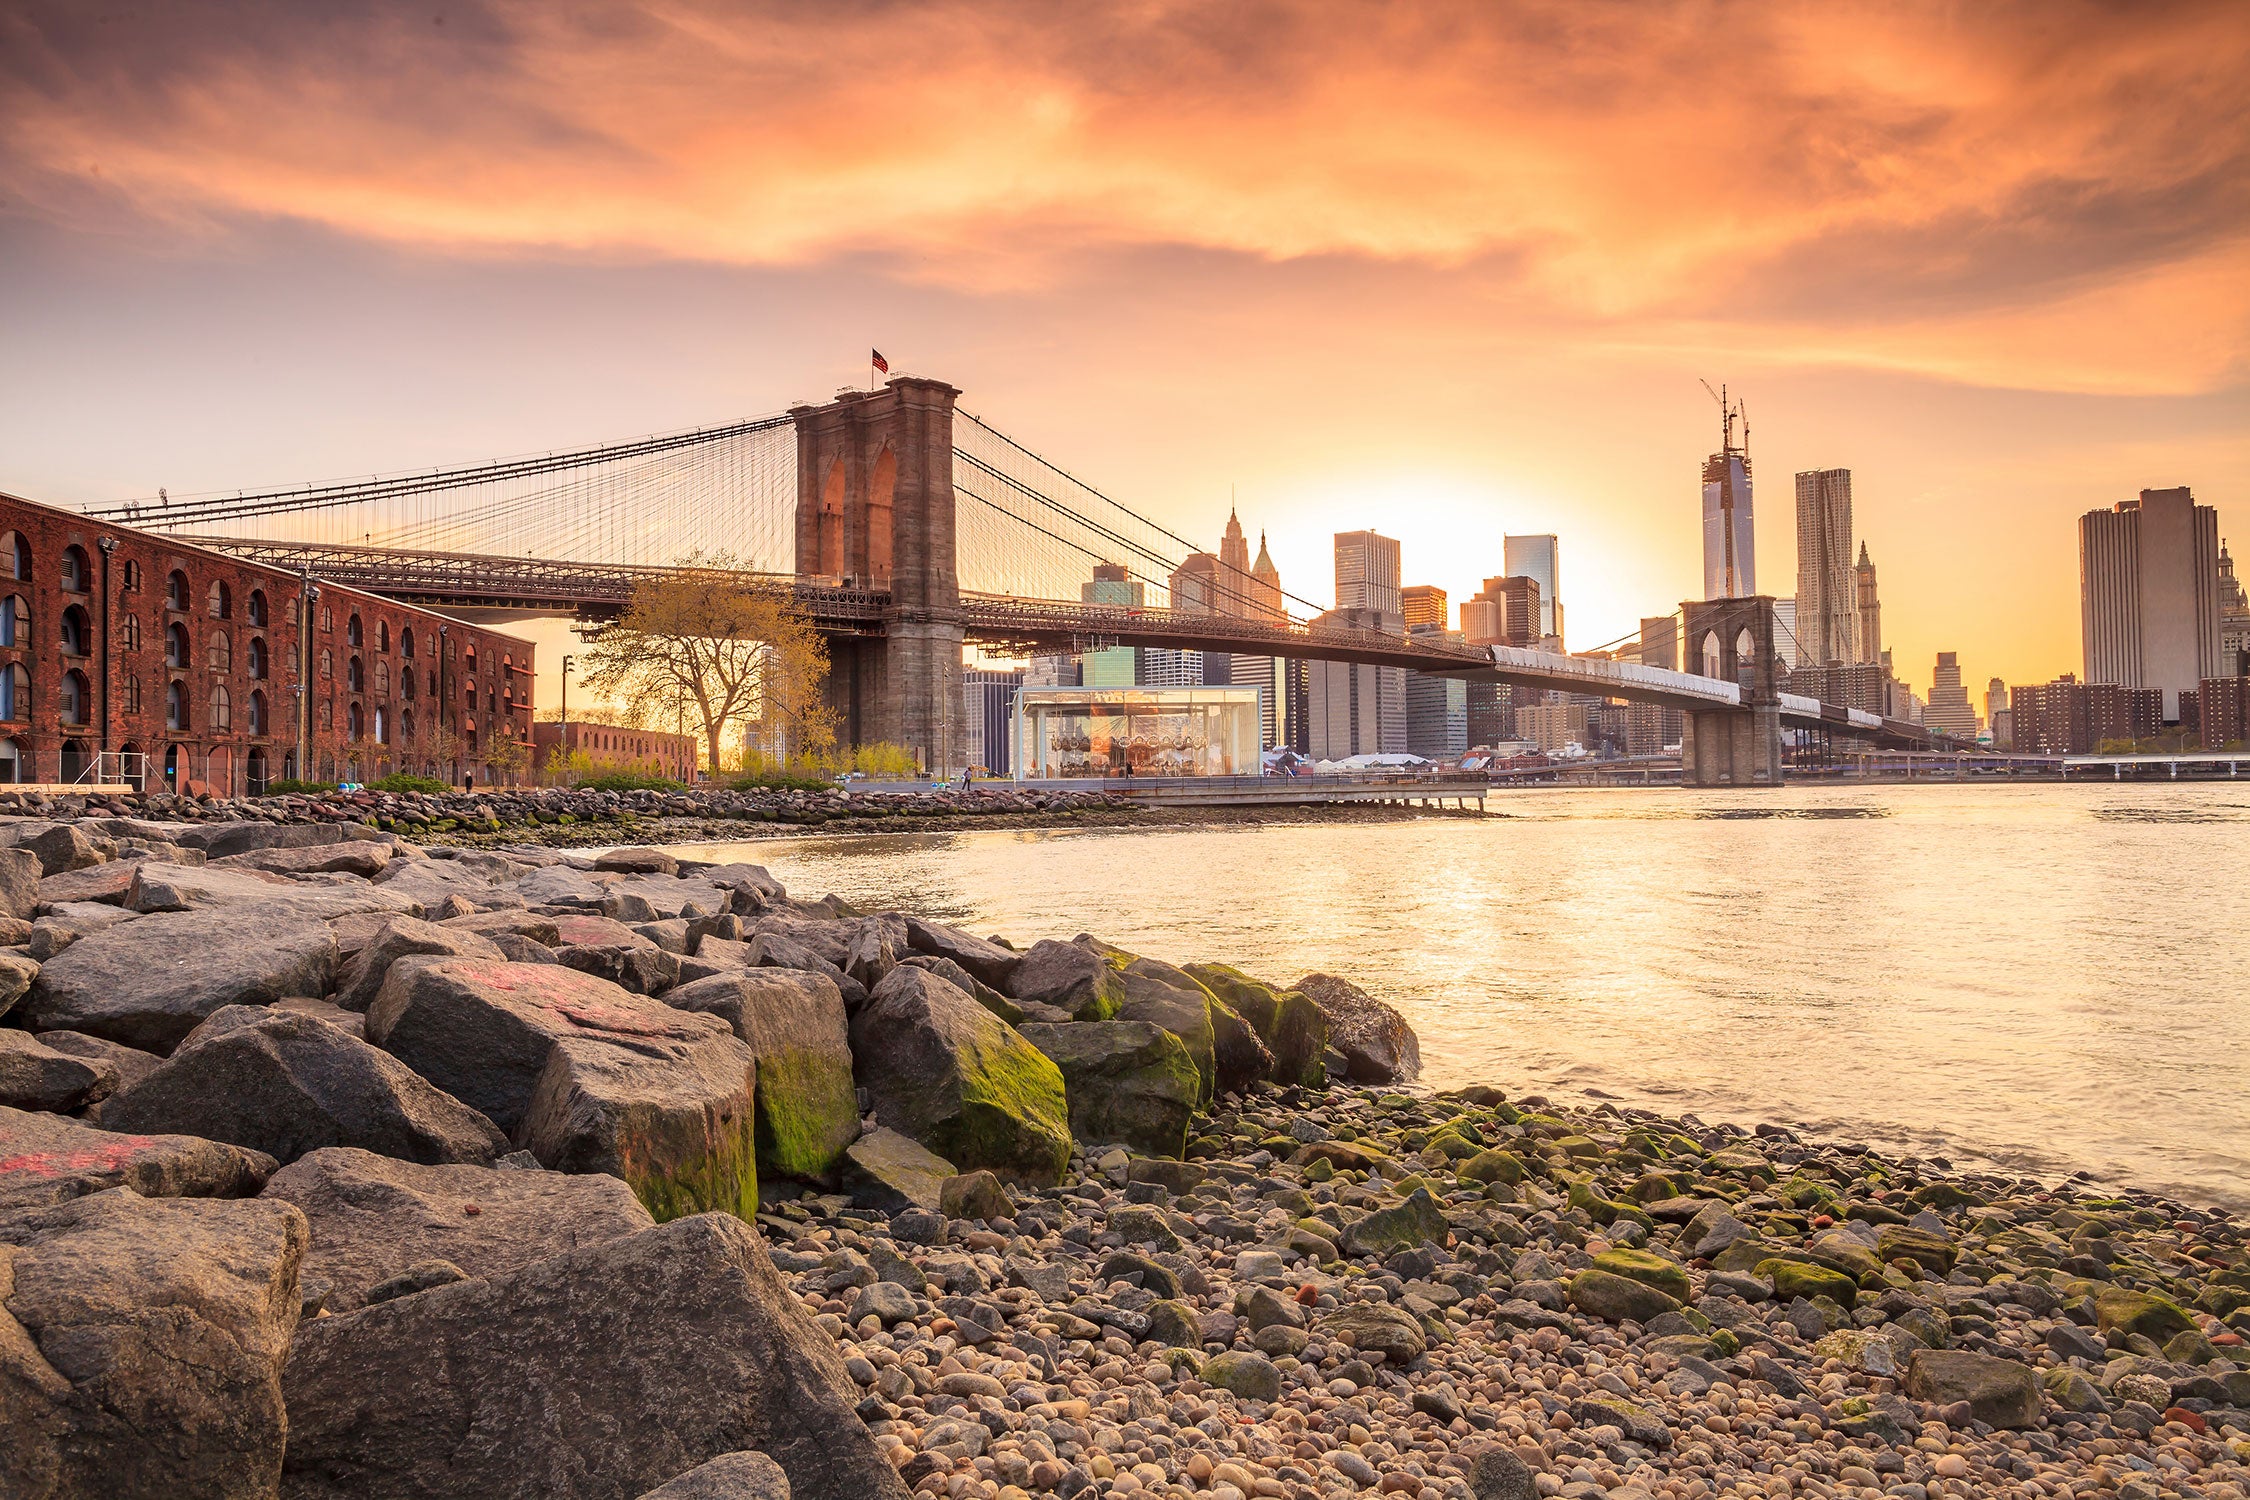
[0,491,535,793]
[531,720,699,782]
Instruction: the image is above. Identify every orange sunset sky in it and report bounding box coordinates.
[3,0,2245,708]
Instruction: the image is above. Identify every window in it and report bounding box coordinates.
[167,680,187,731]
[247,637,268,679]
[346,614,363,647]
[61,547,89,593]
[166,621,190,669]
[401,668,415,700]
[0,663,26,721]
[122,559,140,591]
[401,627,415,659]
[120,611,139,651]
[464,646,477,676]
[59,606,89,657]
[319,649,333,680]
[320,606,333,633]
[2,533,27,582]
[377,621,390,652]
[246,590,267,626]
[318,701,332,730]
[167,570,191,610]
[375,706,389,744]
[401,707,415,741]
[208,580,231,618]
[426,669,437,697]
[465,681,477,709]
[346,656,364,692]
[61,670,90,726]
[249,690,266,735]
[0,595,25,649]
[209,683,231,731]
[122,675,140,713]
[209,629,231,672]
[347,702,364,740]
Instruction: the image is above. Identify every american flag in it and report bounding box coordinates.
[870,349,890,374]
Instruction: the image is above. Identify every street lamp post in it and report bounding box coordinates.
[561,654,575,732]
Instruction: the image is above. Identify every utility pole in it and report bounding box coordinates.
[297,572,318,782]
[560,654,574,731]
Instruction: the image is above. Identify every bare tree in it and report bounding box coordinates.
[579,552,836,773]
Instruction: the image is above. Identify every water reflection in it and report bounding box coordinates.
[664,783,2250,1209]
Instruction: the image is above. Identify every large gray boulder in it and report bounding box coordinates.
[0,844,41,918]
[123,861,410,920]
[366,958,713,1136]
[837,1126,955,1213]
[0,821,109,876]
[664,970,859,1183]
[636,1451,791,1499]
[0,1105,275,1209]
[0,1029,119,1113]
[1183,964,1328,1088]
[848,967,1069,1185]
[0,949,36,1022]
[1018,1021,1201,1159]
[331,914,506,1011]
[0,1187,308,1499]
[1071,940,1219,1103]
[746,929,865,1009]
[373,857,529,915]
[1003,937,1125,1019]
[215,842,395,878]
[18,906,338,1053]
[518,1024,758,1221]
[262,1146,655,1312]
[281,1213,910,1500]
[28,1030,163,1096]
[103,1006,509,1167]
[901,916,1020,989]
[1292,972,1421,1082]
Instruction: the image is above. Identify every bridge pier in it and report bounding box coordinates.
[1679,595,1785,787]
[792,378,965,773]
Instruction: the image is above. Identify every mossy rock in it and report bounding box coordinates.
[1759,1258,1858,1309]
[2093,1287,2196,1342]
[1020,1019,1199,1162]
[1424,1130,1481,1161]
[1591,1248,1692,1303]
[1568,1181,1654,1230]
[627,1106,759,1225]
[1567,1267,1681,1325]
[1458,1148,1526,1186]
[1913,1181,1977,1209]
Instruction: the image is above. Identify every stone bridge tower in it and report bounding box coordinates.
[1681,594,1783,785]
[790,378,963,773]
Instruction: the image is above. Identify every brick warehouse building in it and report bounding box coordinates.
[0,490,534,793]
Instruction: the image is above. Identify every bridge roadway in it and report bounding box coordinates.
[195,535,1937,747]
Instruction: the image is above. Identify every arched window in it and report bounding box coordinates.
[401,668,415,700]
[2,533,28,581]
[465,681,478,710]
[246,590,267,626]
[1735,627,1755,663]
[122,675,140,713]
[401,707,416,740]
[1701,631,1722,678]
[401,627,415,659]
[374,659,389,695]
[166,621,190,669]
[464,716,478,750]
[319,606,333,633]
[0,736,22,783]
[248,691,267,736]
[375,706,390,744]
[347,701,364,740]
[122,559,140,591]
[426,669,437,697]
[377,621,390,652]
[317,701,332,731]
[0,663,27,721]
[464,646,477,677]
[346,656,364,692]
[0,595,26,648]
[60,546,89,593]
[319,649,332,680]
[167,570,191,611]
[247,636,268,679]
[208,580,231,618]
[208,683,231,730]
[166,680,187,730]
[120,611,139,651]
[61,669,90,726]
[59,605,89,657]
[346,614,363,647]
[208,629,231,672]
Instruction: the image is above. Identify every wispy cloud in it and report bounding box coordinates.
[4,0,2245,391]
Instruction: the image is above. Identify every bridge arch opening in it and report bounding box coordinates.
[1701,631,1721,678]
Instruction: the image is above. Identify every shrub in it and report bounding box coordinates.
[575,770,685,793]
[264,778,337,795]
[368,772,450,794]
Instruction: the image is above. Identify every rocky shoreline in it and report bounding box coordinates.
[0,812,2244,1499]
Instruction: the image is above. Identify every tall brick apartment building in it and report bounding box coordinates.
[0,491,534,793]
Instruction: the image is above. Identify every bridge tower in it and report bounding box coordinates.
[1680,595,1784,786]
[790,378,964,773]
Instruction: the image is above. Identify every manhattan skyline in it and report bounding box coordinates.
[2,0,2243,708]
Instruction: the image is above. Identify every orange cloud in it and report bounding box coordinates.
[3,0,2245,391]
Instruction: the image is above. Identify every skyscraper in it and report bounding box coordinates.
[2217,538,2250,675]
[1228,529,1288,748]
[1925,652,1979,738]
[1080,562,1141,687]
[1771,598,1800,672]
[1168,552,1222,614]
[1986,678,2012,749]
[2080,487,2222,718]
[1793,468,1857,664]
[1400,585,1448,630]
[1855,542,1882,664]
[1502,535,1561,641]
[1700,389,1755,599]
[1334,530,1403,618]
[1218,509,1252,608]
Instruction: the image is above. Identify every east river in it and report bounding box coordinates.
[665,783,2250,1211]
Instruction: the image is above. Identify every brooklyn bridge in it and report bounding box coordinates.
[79,374,1947,785]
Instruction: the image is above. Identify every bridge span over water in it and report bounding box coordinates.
[85,374,1945,780]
